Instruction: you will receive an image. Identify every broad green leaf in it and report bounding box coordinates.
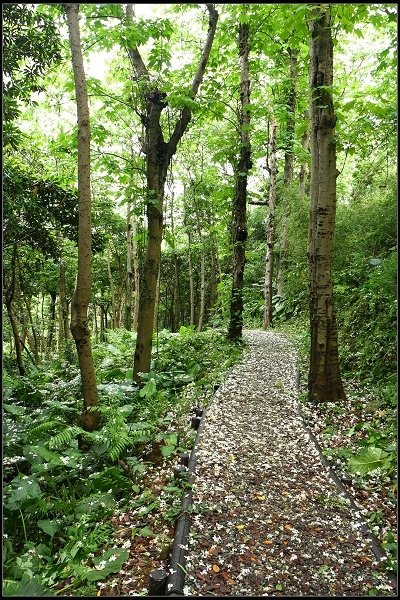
[348,446,391,475]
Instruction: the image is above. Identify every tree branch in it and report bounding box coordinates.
[125,4,149,79]
[167,4,218,159]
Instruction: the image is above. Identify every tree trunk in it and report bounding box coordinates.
[46,291,57,353]
[263,120,277,329]
[299,111,310,195]
[107,244,117,329]
[277,48,298,297]
[66,3,99,431]
[128,4,218,380]
[307,4,346,403]
[5,244,25,375]
[125,203,133,330]
[194,202,206,332]
[23,295,40,364]
[283,48,298,185]
[132,217,140,332]
[187,230,195,326]
[228,20,251,341]
[59,257,70,343]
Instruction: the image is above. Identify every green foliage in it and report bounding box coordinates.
[2,3,61,148]
[2,325,241,594]
[348,446,394,476]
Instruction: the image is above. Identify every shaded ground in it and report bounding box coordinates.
[182,330,395,596]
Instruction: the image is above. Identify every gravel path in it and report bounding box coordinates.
[183,330,394,597]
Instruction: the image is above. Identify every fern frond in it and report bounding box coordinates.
[26,420,61,442]
[48,426,85,450]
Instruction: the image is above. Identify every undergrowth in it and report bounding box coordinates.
[2,326,242,596]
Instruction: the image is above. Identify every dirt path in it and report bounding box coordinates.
[182,330,394,596]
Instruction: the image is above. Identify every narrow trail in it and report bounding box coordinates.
[181,330,394,597]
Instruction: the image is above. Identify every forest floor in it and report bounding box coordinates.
[97,330,396,597]
[181,330,395,597]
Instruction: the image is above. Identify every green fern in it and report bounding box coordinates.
[48,426,86,450]
[103,414,131,462]
[25,420,62,442]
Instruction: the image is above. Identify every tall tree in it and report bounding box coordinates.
[126,4,219,380]
[263,120,277,329]
[307,4,345,403]
[228,18,251,340]
[66,3,99,431]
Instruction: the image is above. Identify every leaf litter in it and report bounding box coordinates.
[183,330,396,597]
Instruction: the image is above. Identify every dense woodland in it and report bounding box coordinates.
[2,3,397,596]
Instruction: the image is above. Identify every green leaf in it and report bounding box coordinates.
[3,403,26,415]
[139,378,157,399]
[348,446,391,475]
[139,526,154,538]
[4,475,42,511]
[37,519,61,538]
[161,445,175,457]
[84,548,129,582]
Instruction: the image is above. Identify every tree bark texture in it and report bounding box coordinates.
[307,4,346,403]
[263,121,277,329]
[129,5,218,380]
[66,3,99,431]
[228,21,251,341]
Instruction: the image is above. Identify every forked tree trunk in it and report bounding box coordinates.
[228,20,251,341]
[263,120,277,329]
[127,4,218,380]
[66,3,99,431]
[307,4,345,403]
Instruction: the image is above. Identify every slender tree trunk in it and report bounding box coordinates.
[66,3,99,431]
[299,111,310,195]
[187,231,195,326]
[169,190,181,331]
[263,120,277,329]
[194,203,206,332]
[132,217,140,332]
[107,244,117,329]
[125,203,133,330]
[93,304,99,342]
[209,212,219,312]
[307,4,345,403]
[46,291,57,353]
[277,48,298,297]
[283,48,298,185]
[128,4,218,380]
[5,244,25,375]
[153,262,161,333]
[22,295,39,364]
[59,257,70,342]
[228,20,251,340]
